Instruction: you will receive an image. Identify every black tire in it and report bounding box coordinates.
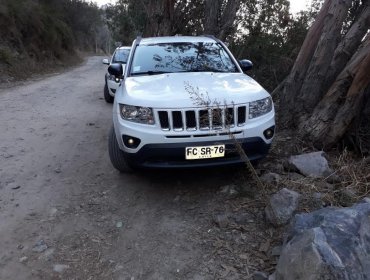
[108,126,133,173]
[104,83,114,103]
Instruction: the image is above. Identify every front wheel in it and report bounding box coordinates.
[108,126,133,173]
[104,83,114,103]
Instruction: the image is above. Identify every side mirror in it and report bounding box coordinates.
[102,58,109,65]
[239,59,253,72]
[108,63,123,78]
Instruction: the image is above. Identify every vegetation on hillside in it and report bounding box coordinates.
[0,0,107,81]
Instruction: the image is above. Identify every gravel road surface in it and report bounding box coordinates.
[1,57,273,279]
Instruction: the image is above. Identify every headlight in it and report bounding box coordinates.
[119,104,155,125]
[108,74,120,83]
[249,97,273,119]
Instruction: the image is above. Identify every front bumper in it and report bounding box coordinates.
[122,138,271,168]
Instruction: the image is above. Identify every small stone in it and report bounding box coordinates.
[19,256,28,263]
[17,244,24,250]
[11,185,21,190]
[325,173,341,184]
[116,221,123,228]
[53,264,69,273]
[252,271,268,280]
[213,214,229,228]
[271,245,282,256]
[286,172,305,181]
[32,239,48,253]
[260,172,281,184]
[338,186,357,207]
[49,208,58,217]
[54,168,61,174]
[219,184,238,196]
[265,188,300,226]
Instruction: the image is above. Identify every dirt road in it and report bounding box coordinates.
[0,57,276,280]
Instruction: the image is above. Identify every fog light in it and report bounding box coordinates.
[263,126,275,140]
[122,135,141,149]
[115,77,120,83]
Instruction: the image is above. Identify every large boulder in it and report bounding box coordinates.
[275,199,370,280]
[288,151,333,178]
[265,188,300,226]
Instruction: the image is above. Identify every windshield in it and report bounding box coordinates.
[130,42,238,75]
[112,49,130,64]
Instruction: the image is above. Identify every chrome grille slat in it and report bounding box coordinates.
[157,106,246,132]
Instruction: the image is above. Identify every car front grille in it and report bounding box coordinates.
[157,106,247,131]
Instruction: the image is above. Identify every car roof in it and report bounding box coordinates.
[139,36,217,45]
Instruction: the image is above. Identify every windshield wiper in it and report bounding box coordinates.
[131,71,172,76]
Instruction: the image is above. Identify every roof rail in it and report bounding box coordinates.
[202,34,221,43]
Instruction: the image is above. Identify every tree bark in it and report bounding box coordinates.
[218,0,241,41]
[274,0,370,148]
[204,0,241,40]
[324,2,370,92]
[296,0,352,120]
[204,0,222,36]
[275,0,333,125]
[300,35,370,148]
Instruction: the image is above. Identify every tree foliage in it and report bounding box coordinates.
[0,0,104,63]
[105,0,313,90]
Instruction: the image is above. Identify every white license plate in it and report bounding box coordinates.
[185,145,225,160]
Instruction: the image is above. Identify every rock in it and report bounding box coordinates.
[265,188,300,226]
[260,172,281,184]
[288,151,333,178]
[19,256,28,263]
[252,271,268,280]
[32,239,48,253]
[54,168,61,174]
[213,214,229,228]
[53,264,69,273]
[116,221,123,228]
[275,200,370,280]
[11,185,21,190]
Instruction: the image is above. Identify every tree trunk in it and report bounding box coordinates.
[275,0,333,125]
[296,0,352,121]
[204,0,241,41]
[300,35,370,148]
[204,0,222,36]
[274,0,370,148]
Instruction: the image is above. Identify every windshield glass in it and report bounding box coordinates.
[112,49,130,64]
[130,42,238,75]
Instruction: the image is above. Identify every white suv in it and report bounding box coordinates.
[102,46,131,103]
[108,36,275,171]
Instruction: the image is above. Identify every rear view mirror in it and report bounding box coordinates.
[239,59,253,72]
[102,58,109,65]
[108,63,123,78]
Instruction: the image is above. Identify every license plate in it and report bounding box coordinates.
[185,145,225,160]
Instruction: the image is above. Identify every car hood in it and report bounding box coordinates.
[120,72,270,108]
